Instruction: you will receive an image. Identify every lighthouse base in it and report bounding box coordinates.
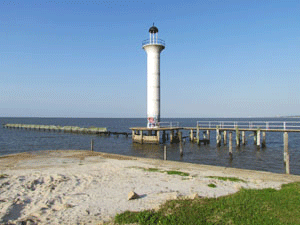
[130,127,182,144]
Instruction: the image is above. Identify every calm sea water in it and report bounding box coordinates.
[1,117,300,175]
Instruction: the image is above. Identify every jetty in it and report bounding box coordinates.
[2,123,131,137]
[3,123,108,134]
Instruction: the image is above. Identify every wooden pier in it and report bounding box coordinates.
[130,121,300,174]
[184,121,300,174]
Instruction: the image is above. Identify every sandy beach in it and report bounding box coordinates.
[1,150,300,224]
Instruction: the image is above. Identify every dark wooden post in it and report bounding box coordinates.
[262,132,266,148]
[229,132,233,158]
[163,131,166,143]
[196,125,200,145]
[140,131,143,144]
[180,143,183,157]
[91,139,94,151]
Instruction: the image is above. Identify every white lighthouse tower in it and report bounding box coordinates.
[142,24,165,128]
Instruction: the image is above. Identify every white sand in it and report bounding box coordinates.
[0,150,300,224]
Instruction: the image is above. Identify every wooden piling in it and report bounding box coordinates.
[216,126,221,147]
[164,145,167,160]
[190,129,194,142]
[242,131,246,145]
[235,127,240,147]
[179,131,183,156]
[202,131,206,145]
[180,143,183,157]
[207,130,210,141]
[196,125,200,145]
[229,132,233,158]
[262,132,266,148]
[91,139,94,151]
[257,129,261,148]
[170,130,174,143]
[253,131,257,145]
[140,131,143,144]
[223,131,227,145]
[284,132,290,174]
[179,131,182,143]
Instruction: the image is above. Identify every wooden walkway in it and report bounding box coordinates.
[130,120,300,174]
[184,127,300,132]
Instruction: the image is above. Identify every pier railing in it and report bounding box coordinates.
[196,121,300,130]
[159,122,180,128]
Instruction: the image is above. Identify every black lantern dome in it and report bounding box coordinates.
[149,23,158,33]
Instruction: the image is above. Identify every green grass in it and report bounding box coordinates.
[208,183,217,188]
[114,182,300,225]
[0,174,8,179]
[166,170,189,176]
[206,176,246,183]
[130,167,190,177]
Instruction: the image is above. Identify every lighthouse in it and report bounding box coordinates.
[142,24,165,128]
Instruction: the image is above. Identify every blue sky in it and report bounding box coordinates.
[0,0,299,118]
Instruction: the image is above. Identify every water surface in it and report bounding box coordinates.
[1,117,299,175]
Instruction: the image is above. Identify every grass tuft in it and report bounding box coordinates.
[166,171,189,177]
[129,167,190,177]
[208,183,217,188]
[206,176,246,183]
[115,182,300,225]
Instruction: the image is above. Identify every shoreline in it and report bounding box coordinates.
[1,150,300,224]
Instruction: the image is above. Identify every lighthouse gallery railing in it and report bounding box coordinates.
[142,39,165,47]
